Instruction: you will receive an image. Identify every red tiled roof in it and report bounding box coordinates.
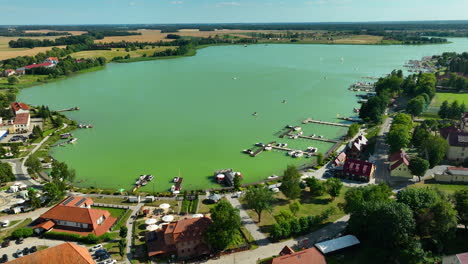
[447,167,468,171]
[389,150,410,171]
[46,57,59,62]
[14,113,29,125]
[271,247,326,264]
[60,196,93,208]
[334,152,346,166]
[279,246,295,256]
[170,217,212,242]
[6,242,95,264]
[4,69,14,73]
[34,220,55,231]
[22,62,54,69]
[343,159,374,177]
[457,252,468,264]
[10,102,29,112]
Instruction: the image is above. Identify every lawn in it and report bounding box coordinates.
[242,187,348,235]
[70,46,176,61]
[409,180,468,194]
[198,199,218,214]
[181,198,199,214]
[112,209,133,231]
[103,241,125,262]
[430,92,468,107]
[0,75,46,89]
[94,206,127,219]
[91,197,129,205]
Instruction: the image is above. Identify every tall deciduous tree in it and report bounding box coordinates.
[280,165,302,200]
[325,177,343,200]
[204,200,241,250]
[453,190,468,229]
[304,177,325,197]
[421,135,448,167]
[343,183,392,214]
[244,186,275,223]
[289,201,301,216]
[408,157,429,182]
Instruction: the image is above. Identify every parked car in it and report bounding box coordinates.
[89,244,103,252]
[99,259,116,264]
[94,249,107,258]
[1,240,10,248]
[30,246,37,253]
[23,247,30,255]
[1,254,8,263]
[98,254,111,262]
[15,249,23,258]
[16,238,24,244]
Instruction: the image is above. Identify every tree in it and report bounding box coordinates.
[289,201,301,216]
[25,155,42,175]
[387,124,411,153]
[280,165,302,200]
[449,100,461,119]
[397,188,439,212]
[10,144,19,156]
[406,96,426,116]
[233,174,242,191]
[7,76,19,85]
[408,157,429,182]
[244,186,275,223]
[453,190,468,229]
[11,228,33,239]
[43,182,63,202]
[52,115,63,128]
[304,177,325,197]
[204,200,241,250]
[412,125,430,148]
[343,183,392,214]
[392,113,413,129]
[119,226,128,238]
[438,100,450,118]
[28,189,41,209]
[316,153,324,166]
[347,123,360,138]
[421,135,448,167]
[119,238,126,257]
[0,162,15,183]
[325,177,343,200]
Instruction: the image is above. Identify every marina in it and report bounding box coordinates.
[302,118,351,127]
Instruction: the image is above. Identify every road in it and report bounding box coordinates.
[206,215,349,264]
[371,116,393,185]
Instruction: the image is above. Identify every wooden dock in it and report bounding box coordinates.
[302,118,350,127]
[298,135,339,143]
[250,141,276,157]
[279,128,294,138]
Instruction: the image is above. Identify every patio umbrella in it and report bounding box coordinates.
[145,218,157,225]
[146,224,158,231]
[192,214,204,218]
[162,215,174,222]
[159,203,170,209]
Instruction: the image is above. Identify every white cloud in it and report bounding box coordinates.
[216,2,241,7]
[170,0,183,4]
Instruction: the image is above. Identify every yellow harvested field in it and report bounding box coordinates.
[23,30,86,36]
[70,46,176,61]
[334,35,383,44]
[0,36,66,60]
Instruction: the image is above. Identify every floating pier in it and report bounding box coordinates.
[302,118,350,127]
[57,107,80,112]
[298,135,339,143]
[250,141,276,157]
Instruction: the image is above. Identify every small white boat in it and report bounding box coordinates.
[141,180,147,186]
[68,138,78,144]
[173,177,180,183]
[255,142,264,147]
[293,151,304,158]
[287,150,296,156]
[146,175,154,181]
[139,175,146,181]
[268,175,279,179]
[265,146,272,151]
[282,143,288,147]
[318,135,324,138]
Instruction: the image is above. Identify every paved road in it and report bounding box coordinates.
[225,196,270,246]
[206,215,349,264]
[371,116,392,185]
[125,204,143,264]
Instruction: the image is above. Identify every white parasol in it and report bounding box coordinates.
[159,203,170,209]
[162,215,174,222]
[145,218,157,225]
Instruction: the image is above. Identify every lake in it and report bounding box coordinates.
[18,39,468,191]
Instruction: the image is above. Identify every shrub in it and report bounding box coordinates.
[85,234,98,244]
[11,228,33,239]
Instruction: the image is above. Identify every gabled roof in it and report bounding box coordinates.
[14,113,30,125]
[6,242,95,264]
[46,57,59,62]
[22,62,54,69]
[164,217,212,243]
[314,235,360,254]
[271,247,326,264]
[389,149,410,171]
[10,102,29,112]
[334,152,346,166]
[279,246,295,256]
[343,159,374,177]
[448,131,468,147]
[34,220,55,231]
[4,69,15,73]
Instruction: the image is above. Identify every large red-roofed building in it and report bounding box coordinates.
[6,242,94,264]
[267,246,327,264]
[342,159,375,182]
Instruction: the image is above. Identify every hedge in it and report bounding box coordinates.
[43,231,112,244]
[11,228,34,239]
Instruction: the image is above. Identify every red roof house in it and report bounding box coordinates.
[343,159,375,182]
[388,149,412,178]
[146,217,212,259]
[33,196,116,236]
[333,152,347,167]
[10,102,30,114]
[2,69,15,77]
[44,57,59,64]
[268,246,326,264]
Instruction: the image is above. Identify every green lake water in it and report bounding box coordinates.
[18,39,468,191]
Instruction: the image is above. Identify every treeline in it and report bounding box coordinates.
[9,35,95,48]
[0,31,71,37]
[345,184,466,262]
[0,162,15,183]
[439,73,468,91]
[359,70,436,122]
[367,31,448,44]
[27,56,106,77]
[86,30,141,39]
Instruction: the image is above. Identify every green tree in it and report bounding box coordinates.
[25,155,42,175]
[28,189,42,209]
[421,135,448,167]
[0,162,15,183]
[392,113,413,129]
[408,157,429,182]
[412,125,430,148]
[316,153,324,166]
[7,76,19,85]
[406,96,426,116]
[233,174,242,191]
[244,186,275,223]
[438,100,450,118]
[280,165,302,200]
[304,177,325,197]
[52,115,63,128]
[11,228,33,239]
[387,124,411,153]
[119,238,126,257]
[347,123,360,138]
[289,201,301,216]
[343,183,392,214]
[449,100,461,119]
[43,182,64,203]
[119,226,128,238]
[10,144,19,156]
[453,190,468,229]
[204,200,241,250]
[325,177,343,200]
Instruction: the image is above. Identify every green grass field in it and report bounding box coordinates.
[431,92,468,107]
[71,46,176,61]
[409,181,468,194]
[242,187,348,235]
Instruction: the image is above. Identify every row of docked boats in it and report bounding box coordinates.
[171,176,183,194]
[133,174,154,192]
[78,124,93,129]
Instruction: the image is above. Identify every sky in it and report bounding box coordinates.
[1,0,468,25]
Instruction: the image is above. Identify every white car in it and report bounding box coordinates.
[89,244,103,252]
[99,259,117,264]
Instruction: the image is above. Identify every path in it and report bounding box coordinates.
[225,196,269,246]
[125,203,144,264]
[206,215,349,264]
[370,116,392,185]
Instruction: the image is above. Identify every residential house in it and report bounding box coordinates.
[314,235,360,255]
[333,152,347,167]
[435,167,468,184]
[6,242,95,264]
[146,217,212,259]
[443,252,468,264]
[13,113,30,133]
[342,159,375,182]
[44,57,59,64]
[33,196,116,236]
[2,69,15,77]
[266,246,326,264]
[10,102,30,115]
[446,131,468,162]
[388,149,412,179]
[16,62,55,75]
[346,135,368,159]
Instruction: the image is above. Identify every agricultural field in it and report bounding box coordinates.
[70,46,176,61]
[0,36,65,60]
[333,35,384,44]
